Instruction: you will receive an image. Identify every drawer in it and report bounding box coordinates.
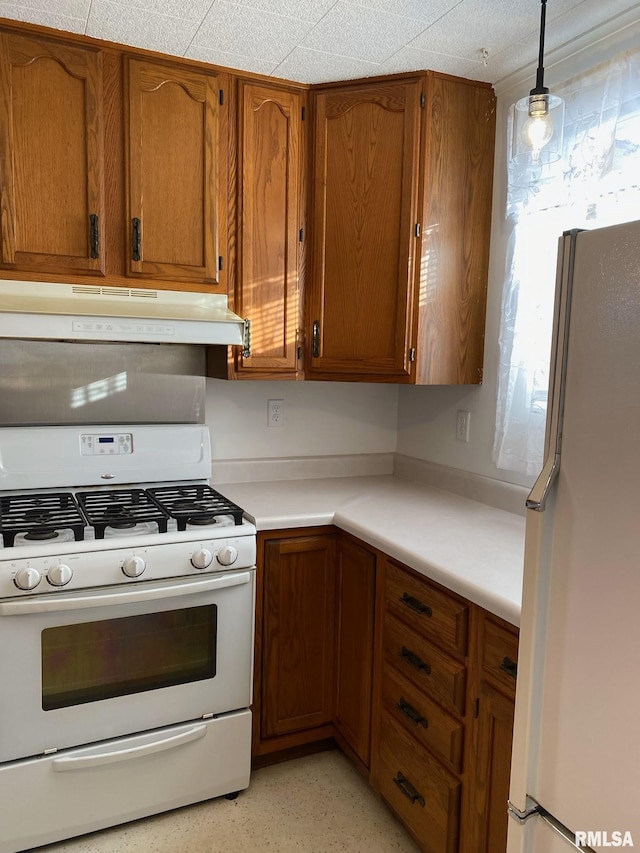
[377,710,461,853]
[385,560,468,656]
[384,613,467,715]
[382,664,464,771]
[482,616,519,696]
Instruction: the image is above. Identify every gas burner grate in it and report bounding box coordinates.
[76,489,169,540]
[0,492,87,547]
[147,485,244,530]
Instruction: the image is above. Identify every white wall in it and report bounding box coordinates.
[396,11,640,490]
[205,378,398,460]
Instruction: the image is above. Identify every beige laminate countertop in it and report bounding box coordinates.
[217,475,525,627]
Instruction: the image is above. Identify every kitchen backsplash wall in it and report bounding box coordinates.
[205,378,399,461]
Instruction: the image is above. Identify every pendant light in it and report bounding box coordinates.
[511,0,564,165]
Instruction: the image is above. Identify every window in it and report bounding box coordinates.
[493,48,640,475]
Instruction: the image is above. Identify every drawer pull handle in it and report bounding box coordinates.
[397,697,428,728]
[400,592,432,617]
[399,646,431,675]
[393,772,425,807]
[500,656,518,679]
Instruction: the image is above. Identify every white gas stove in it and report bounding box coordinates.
[0,424,256,853]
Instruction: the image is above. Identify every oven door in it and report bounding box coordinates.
[0,570,255,763]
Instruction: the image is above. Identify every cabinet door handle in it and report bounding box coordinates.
[132,217,141,261]
[312,320,320,358]
[89,213,99,259]
[397,697,428,728]
[500,656,518,679]
[392,772,425,807]
[399,645,431,675]
[400,592,432,617]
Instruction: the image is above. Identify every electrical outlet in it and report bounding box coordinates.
[267,399,284,428]
[456,410,470,442]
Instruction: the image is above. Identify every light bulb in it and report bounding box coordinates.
[522,114,554,162]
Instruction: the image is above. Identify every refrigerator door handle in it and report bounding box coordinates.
[508,798,596,852]
[525,452,560,511]
[526,229,583,513]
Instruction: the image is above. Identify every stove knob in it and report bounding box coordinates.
[122,555,146,578]
[14,566,42,591]
[191,548,213,570]
[216,545,238,567]
[48,563,73,587]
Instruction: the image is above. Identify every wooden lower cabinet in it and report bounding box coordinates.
[459,611,519,853]
[254,530,518,853]
[333,533,376,769]
[254,528,337,756]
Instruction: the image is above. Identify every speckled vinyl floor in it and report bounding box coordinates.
[33,750,420,853]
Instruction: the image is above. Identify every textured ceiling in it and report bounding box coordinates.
[0,0,638,85]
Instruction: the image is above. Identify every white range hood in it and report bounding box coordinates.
[0,281,244,345]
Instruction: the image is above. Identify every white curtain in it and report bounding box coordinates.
[493,48,640,475]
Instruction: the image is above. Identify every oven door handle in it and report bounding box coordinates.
[52,723,207,772]
[0,571,253,615]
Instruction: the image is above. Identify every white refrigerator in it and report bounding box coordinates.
[507,219,640,853]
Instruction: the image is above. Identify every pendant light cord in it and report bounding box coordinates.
[533,0,548,94]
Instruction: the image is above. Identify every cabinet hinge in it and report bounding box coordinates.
[218,256,224,271]
[409,347,416,363]
[299,227,304,242]
[301,106,306,120]
[242,318,251,359]
[420,92,426,108]
[219,89,224,106]
[415,223,421,238]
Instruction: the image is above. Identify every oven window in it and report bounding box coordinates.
[41,605,217,710]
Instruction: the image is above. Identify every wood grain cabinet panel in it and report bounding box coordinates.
[385,558,469,657]
[307,73,495,385]
[334,534,376,767]
[461,611,519,853]
[261,533,336,739]
[377,711,461,853]
[0,32,104,275]
[126,58,226,287]
[308,79,422,380]
[233,81,304,378]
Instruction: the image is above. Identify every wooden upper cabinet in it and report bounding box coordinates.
[235,81,303,377]
[125,58,226,288]
[307,73,495,385]
[308,80,422,381]
[0,32,104,275]
[416,75,496,385]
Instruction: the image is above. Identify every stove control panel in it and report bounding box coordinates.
[0,531,256,598]
[81,433,133,455]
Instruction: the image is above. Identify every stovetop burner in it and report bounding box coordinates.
[0,492,87,548]
[75,489,169,540]
[147,485,244,530]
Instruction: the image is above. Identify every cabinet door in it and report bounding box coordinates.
[235,82,303,377]
[334,535,376,767]
[468,680,516,853]
[308,80,422,380]
[0,32,104,275]
[126,59,225,287]
[261,534,336,738]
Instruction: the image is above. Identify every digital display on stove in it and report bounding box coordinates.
[98,437,115,443]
